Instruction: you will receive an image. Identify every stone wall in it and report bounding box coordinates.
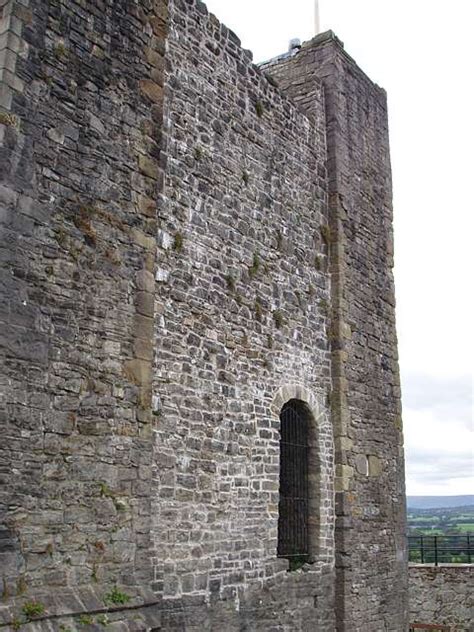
[151,0,335,628]
[409,565,473,630]
[0,1,407,630]
[263,31,408,631]
[0,0,168,628]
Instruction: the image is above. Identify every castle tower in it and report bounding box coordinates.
[0,1,406,629]
[262,31,408,630]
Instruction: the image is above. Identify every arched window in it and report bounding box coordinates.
[277,399,310,562]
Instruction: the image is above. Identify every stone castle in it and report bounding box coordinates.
[0,0,408,630]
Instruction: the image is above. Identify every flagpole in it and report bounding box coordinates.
[314,0,320,35]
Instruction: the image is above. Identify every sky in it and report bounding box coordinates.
[204,0,474,497]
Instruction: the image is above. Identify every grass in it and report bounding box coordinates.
[273,310,284,329]
[255,100,264,117]
[22,602,45,619]
[97,614,110,626]
[287,555,308,572]
[55,41,68,59]
[225,274,236,292]
[173,232,184,252]
[320,224,331,246]
[104,586,131,606]
[249,252,260,278]
[99,482,114,498]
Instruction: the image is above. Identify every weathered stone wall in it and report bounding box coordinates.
[409,565,473,630]
[151,0,335,628]
[0,1,407,630]
[0,0,168,628]
[263,31,408,631]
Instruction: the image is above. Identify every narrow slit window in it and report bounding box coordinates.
[277,399,309,562]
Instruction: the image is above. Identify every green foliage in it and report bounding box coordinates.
[99,482,114,499]
[97,614,110,626]
[407,505,474,537]
[255,299,263,322]
[173,232,184,252]
[11,618,22,631]
[320,224,331,246]
[314,254,322,270]
[249,252,260,278]
[22,601,45,619]
[287,555,308,572]
[255,100,264,118]
[78,614,93,626]
[194,146,203,161]
[458,523,474,531]
[241,170,250,186]
[225,273,236,293]
[408,505,474,563]
[273,310,284,329]
[104,586,131,606]
[55,41,68,59]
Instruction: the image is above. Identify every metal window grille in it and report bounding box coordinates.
[277,400,309,560]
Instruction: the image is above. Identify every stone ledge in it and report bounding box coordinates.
[409,564,473,569]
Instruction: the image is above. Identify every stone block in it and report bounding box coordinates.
[139,79,163,104]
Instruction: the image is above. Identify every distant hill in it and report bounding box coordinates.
[407,495,474,509]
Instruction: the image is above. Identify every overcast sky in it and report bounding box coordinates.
[204,0,473,496]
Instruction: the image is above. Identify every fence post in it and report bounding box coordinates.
[468,535,471,564]
[434,535,438,566]
[420,535,424,564]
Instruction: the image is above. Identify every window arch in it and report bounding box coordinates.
[277,399,310,562]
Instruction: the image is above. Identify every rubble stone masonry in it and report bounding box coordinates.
[409,565,473,631]
[0,0,407,630]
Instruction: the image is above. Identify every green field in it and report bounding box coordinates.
[407,504,474,536]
